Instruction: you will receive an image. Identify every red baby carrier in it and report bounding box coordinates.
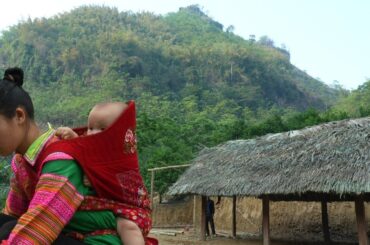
[38,101,158,244]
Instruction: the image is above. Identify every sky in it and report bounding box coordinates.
[0,0,368,90]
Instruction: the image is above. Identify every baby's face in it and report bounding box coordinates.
[87,110,110,135]
[87,103,126,135]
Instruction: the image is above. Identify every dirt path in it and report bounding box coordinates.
[149,229,356,245]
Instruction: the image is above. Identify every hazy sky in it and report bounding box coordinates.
[0,0,368,90]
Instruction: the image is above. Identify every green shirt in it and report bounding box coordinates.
[42,160,122,245]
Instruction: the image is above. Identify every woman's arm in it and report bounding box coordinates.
[5,160,85,244]
[3,157,31,218]
[2,176,28,218]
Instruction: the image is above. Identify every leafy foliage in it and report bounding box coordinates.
[334,80,370,117]
[0,157,11,208]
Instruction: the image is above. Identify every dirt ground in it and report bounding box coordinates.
[149,229,357,245]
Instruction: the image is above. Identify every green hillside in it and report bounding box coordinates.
[0,5,339,114]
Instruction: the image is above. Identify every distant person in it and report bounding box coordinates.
[205,197,216,237]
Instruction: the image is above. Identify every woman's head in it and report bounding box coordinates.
[0,67,35,156]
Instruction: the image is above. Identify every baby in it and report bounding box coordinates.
[55,102,145,245]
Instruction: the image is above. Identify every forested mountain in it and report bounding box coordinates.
[0,5,339,114]
[0,5,344,195]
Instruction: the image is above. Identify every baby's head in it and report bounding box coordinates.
[87,102,128,135]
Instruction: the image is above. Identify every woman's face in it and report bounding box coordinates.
[0,111,25,156]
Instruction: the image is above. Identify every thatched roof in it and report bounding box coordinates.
[168,117,370,201]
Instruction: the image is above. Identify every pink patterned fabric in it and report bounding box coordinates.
[6,173,83,244]
[3,155,37,217]
[28,174,83,221]
[40,152,73,171]
[3,146,84,244]
[3,151,74,217]
[3,179,28,218]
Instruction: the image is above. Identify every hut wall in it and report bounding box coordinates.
[151,196,193,228]
[212,197,368,242]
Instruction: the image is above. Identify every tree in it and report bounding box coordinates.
[258,35,274,47]
[226,25,235,33]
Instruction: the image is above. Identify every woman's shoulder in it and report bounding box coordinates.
[41,157,82,177]
[42,152,74,164]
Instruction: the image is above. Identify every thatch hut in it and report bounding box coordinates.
[168,117,370,245]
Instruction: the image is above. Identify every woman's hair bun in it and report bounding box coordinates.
[3,67,24,87]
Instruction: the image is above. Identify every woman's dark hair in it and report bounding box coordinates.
[0,67,34,119]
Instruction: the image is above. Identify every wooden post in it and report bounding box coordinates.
[321,200,330,243]
[200,196,207,240]
[150,170,155,210]
[262,196,270,245]
[193,195,197,230]
[355,197,369,245]
[232,196,237,238]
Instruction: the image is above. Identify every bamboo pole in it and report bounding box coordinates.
[148,164,191,172]
[262,196,270,245]
[148,163,190,209]
[355,197,369,245]
[150,171,155,210]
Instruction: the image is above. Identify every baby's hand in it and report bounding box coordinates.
[55,127,78,140]
[83,175,92,187]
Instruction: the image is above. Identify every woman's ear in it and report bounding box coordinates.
[14,107,27,125]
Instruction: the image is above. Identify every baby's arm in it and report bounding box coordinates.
[117,217,145,245]
[55,127,78,139]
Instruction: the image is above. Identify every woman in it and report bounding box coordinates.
[0,68,122,244]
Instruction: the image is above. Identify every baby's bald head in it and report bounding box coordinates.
[87,102,128,135]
